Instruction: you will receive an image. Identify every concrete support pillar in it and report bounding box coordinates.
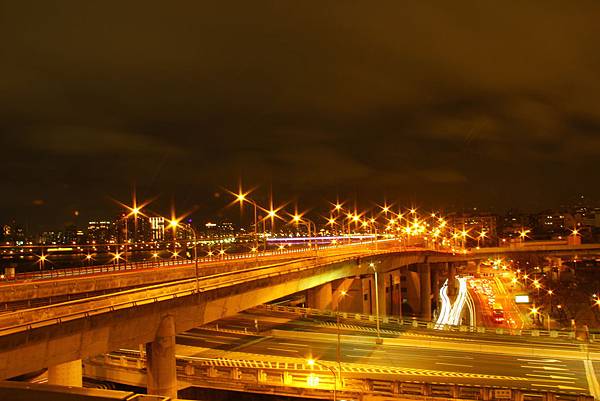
[431,267,440,317]
[376,271,388,317]
[391,269,402,317]
[332,278,354,311]
[341,278,363,313]
[47,359,82,387]
[419,263,432,321]
[4,265,16,280]
[48,359,83,387]
[361,277,372,314]
[146,315,177,399]
[405,267,420,316]
[306,282,333,310]
[447,263,457,297]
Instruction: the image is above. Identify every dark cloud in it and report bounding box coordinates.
[1,1,600,228]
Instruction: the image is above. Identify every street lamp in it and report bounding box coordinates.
[530,305,540,326]
[306,358,337,401]
[519,229,530,244]
[369,262,382,342]
[292,214,317,255]
[168,219,199,293]
[547,289,553,330]
[336,290,348,378]
[235,192,259,251]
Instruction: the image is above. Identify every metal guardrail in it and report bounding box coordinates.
[86,352,594,401]
[2,239,409,283]
[257,304,579,340]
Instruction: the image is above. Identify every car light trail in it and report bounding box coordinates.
[435,277,471,328]
[435,279,451,329]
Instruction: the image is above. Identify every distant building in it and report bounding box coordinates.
[87,221,115,244]
[202,221,235,239]
[1,222,25,245]
[39,231,62,245]
[533,211,568,239]
[149,217,165,242]
[448,212,497,245]
[115,214,153,243]
[64,224,84,244]
[497,212,532,240]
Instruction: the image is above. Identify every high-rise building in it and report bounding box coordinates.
[87,221,115,244]
[149,217,165,242]
[448,212,497,245]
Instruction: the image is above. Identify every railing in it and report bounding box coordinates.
[257,304,580,340]
[1,239,409,283]
[86,352,594,401]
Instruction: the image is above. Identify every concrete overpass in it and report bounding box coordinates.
[1,241,599,398]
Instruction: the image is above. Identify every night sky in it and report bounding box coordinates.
[2,2,600,230]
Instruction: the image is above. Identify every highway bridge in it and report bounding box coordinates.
[83,305,600,400]
[1,240,599,399]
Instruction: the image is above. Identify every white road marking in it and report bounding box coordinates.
[435,362,473,368]
[518,358,562,363]
[583,359,600,398]
[437,354,474,360]
[278,342,309,347]
[521,365,568,371]
[526,374,576,381]
[267,347,298,353]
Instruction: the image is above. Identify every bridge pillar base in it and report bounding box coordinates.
[146,315,177,399]
[419,263,432,321]
[447,263,457,297]
[306,283,333,310]
[47,359,82,387]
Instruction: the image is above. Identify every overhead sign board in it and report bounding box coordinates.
[515,294,530,304]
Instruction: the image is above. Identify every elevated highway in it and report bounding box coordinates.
[1,241,599,398]
[84,306,599,400]
[0,242,438,380]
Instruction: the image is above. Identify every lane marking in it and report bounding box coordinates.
[526,373,575,381]
[521,365,568,371]
[278,342,309,347]
[531,370,575,376]
[437,354,474,360]
[266,347,298,353]
[583,359,600,398]
[435,362,474,368]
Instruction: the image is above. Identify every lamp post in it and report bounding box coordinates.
[369,262,382,342]
[292,214,318,256]
[306,359,337,401]
[547,289,553,330]
[336,290,348,378]
[235,193,259,252]
[169,220,199,293]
